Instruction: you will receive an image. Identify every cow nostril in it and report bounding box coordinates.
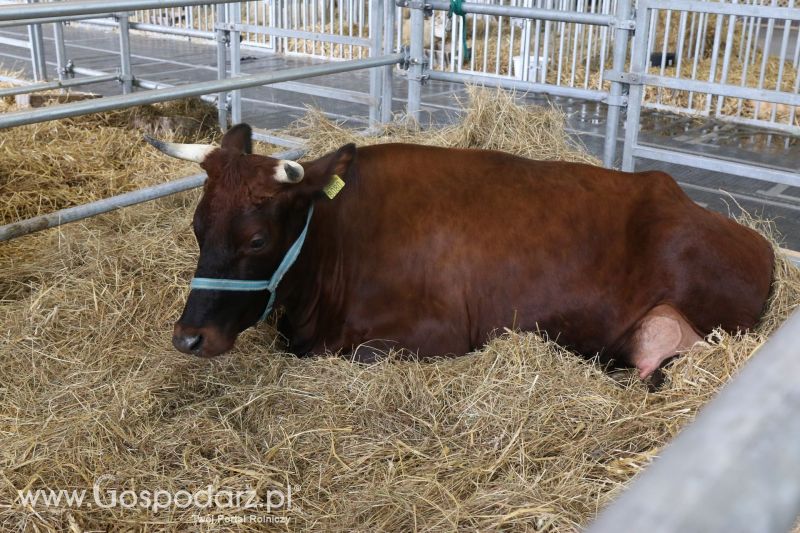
[186,335,202,351]
[173,333,203,354]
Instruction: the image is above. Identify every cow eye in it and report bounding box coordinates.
[249,236,266,250]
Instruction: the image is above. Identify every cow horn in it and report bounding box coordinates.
[274,160,305,184]
[144,134,216,163]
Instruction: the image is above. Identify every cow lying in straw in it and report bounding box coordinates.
[146,124,773,380]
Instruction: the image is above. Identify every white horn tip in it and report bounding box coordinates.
[143,134,216,163]
[275,160,304,184]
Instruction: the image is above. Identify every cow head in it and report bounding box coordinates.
[146,124,355,357]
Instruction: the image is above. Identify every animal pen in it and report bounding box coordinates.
[0,0,799,530]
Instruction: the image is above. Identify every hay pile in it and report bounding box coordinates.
[1,87,799,532]
[0,90,218,223]
[291,86,599,164]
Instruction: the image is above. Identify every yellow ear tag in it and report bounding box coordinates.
[323,174,345,199]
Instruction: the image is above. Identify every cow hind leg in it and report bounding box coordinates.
[628,304,703,380]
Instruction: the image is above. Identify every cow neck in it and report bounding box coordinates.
[275,194,344,351]
[269,197,319,311]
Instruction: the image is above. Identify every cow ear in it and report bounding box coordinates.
[330,143,356,177]
[221,123,253,155]
[291,143,357,197]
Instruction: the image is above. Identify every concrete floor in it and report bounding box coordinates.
[1,23,799,249]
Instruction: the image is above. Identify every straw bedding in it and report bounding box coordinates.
[0,92,218,223]
[1,86,798,532]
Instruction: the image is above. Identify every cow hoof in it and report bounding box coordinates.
[607,368,637,384]
[646,368,667,391]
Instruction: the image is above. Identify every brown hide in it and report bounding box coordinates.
[272,143,774,365]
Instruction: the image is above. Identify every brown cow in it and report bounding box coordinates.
[146,124,774,379]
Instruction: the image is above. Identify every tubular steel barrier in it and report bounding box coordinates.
[0,0,232,21]
[77,0,390,130]
[26,0,47,82]
[12,0,794,133]
[615,0,800,186]
[0,53,405,129]
[0,0,796,227]
[0,0,405,243]
[400,0,634,166]
[0,12,115,28]
[84,17,215,40]
[0,72,117,97]
[417,0,617,26]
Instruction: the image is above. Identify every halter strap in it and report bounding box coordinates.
[190,279,270,291]
[189,205,315,323]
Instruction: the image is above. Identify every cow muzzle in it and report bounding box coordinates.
[173,332,202,354]
[172,323,235,358]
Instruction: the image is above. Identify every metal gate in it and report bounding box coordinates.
[61,0,799,142]
[610,0,800,185]
[395,0,798,177]
[394,0,798,135]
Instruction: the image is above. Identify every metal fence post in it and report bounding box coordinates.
[381,0,396,122]
[26,0,47,82]
[520,0,532,81]
[215,2,229,131]
[406,1,425,121]
[228,2,242,125]
[602,0,632,168]
[368,0,384,125]
[621,0,651,172]
[52,21,68,82]
[117,12,134,94]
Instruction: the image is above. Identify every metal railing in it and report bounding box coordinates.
[615,0,800,186]
[0,72,117,96]
[636,0,799,134]
[0,0,796,223]
[396,0,799,134]
[57,0,390,127]
[81,0,373,58]
[400,0,634,166]
[25,0,792,135]
[0,0,406,242]
[0,0,234,20]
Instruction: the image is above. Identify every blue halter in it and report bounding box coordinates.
[189,205,314,323]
